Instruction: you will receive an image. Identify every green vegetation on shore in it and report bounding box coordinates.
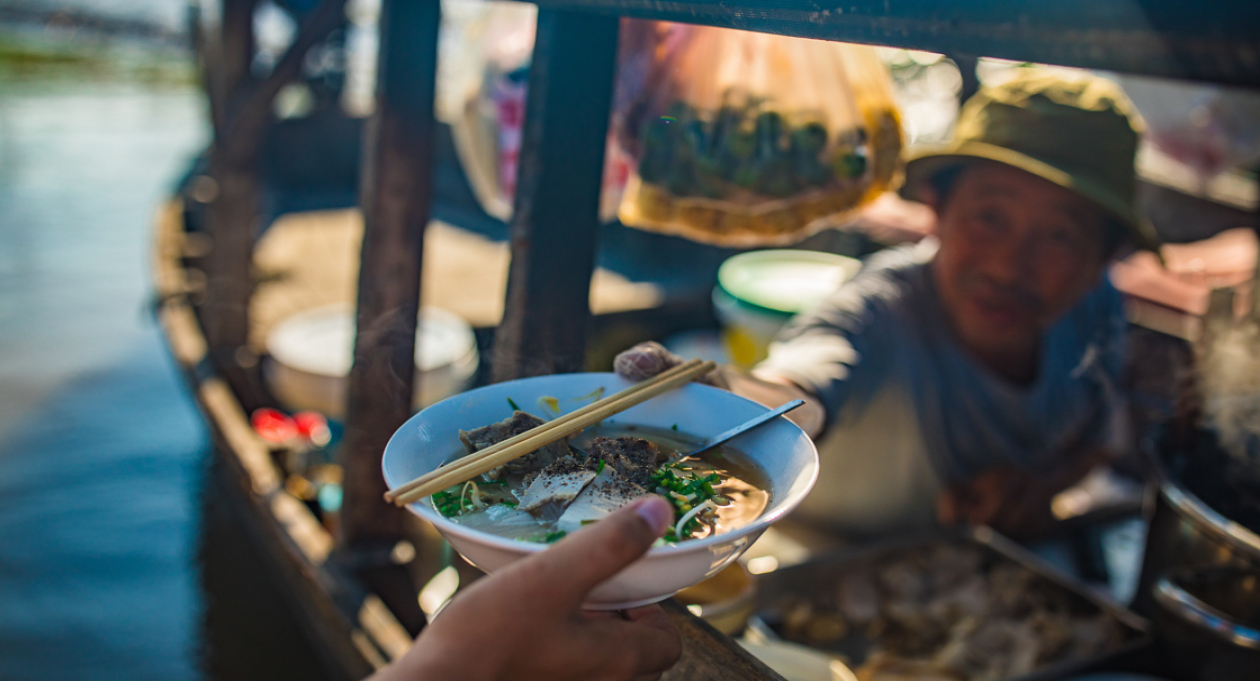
[0,28,196,86]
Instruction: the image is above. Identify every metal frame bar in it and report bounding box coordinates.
[526,0,1260,87]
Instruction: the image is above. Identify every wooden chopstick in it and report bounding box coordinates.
[383,359,704,502]
[386,359,716,506]
[386,359,711,505]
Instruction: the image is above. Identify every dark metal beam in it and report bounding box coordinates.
[491,9,621,381]
[523,0,1260,88]
[339,0,440,548]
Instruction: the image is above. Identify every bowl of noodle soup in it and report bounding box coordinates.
[383,372,818,608]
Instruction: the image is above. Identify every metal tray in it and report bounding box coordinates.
[752,527,1151,681]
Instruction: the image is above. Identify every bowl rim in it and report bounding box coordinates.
[382,371,820,557]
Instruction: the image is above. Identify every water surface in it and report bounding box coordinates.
[0,20,209,680]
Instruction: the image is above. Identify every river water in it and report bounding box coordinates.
[0,10,208,679]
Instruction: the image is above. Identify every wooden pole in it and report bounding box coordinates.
[201,0,348,365]
[339,0,440,548]
[490,10,621,382]
[215,0,258,138]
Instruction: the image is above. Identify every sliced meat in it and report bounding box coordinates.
[588,436,665,487]
[458,411,569,481]
[556,467,650,533]
[515,457,599,512]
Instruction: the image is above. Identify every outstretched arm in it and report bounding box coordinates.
[615,342,827,438]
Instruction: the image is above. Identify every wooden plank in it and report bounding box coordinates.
[490,9,621,381]
[660,600,785,680]
[521,0,1260,88]
[201,457,365,681]
[339,0,440,547]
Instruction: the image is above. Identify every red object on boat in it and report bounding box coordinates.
[293,411,332,447]
[251,408,299,443]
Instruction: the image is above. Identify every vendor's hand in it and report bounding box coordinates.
[614,342,727,388]
[374,496,681,681]
[936,466,1058,537]
[616,342,827,437]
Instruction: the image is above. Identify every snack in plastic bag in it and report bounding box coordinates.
[614,25,903,246]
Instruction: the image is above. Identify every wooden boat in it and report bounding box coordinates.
[152,0,1259,678]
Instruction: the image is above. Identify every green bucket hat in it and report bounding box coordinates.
[904,70,1161,252]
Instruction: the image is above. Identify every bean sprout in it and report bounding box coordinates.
[461,480,485,511]
[675,500,715,540]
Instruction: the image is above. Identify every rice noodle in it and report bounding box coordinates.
[675,500,715,540]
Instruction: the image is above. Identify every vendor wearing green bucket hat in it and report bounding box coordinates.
[904,69,1160,253]
[616,70,1150,538]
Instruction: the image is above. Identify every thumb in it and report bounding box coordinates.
[534,496,674,606]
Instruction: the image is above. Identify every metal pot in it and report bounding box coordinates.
[1135,481,1260,615]
[1134,430,1260,678]
[1134,425,1260,617]
[1150,565,1260,680]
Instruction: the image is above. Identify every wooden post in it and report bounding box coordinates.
[490,10,621,382]
[201,0,348,372]
[339,0,440,549]
[215,0,259,136]
[200,0,257,356]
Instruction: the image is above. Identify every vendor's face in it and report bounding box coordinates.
[931,162,1111,363]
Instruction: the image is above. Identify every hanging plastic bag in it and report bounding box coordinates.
[1116,74,1260,185]
[614,25,903,246]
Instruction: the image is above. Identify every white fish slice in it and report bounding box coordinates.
[556,467,649,534]
[515,463,598,512]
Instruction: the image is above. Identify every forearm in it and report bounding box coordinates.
[715,366,827,438]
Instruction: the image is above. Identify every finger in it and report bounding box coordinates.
[622,605,676,636]
[614,342,680,381]
[621,605,664,621]
[606,615,683,676]
[533,496,673,607]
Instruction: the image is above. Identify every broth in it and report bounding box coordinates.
[432,421,771,544]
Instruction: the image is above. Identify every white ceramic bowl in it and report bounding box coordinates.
[382,372,819,609]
